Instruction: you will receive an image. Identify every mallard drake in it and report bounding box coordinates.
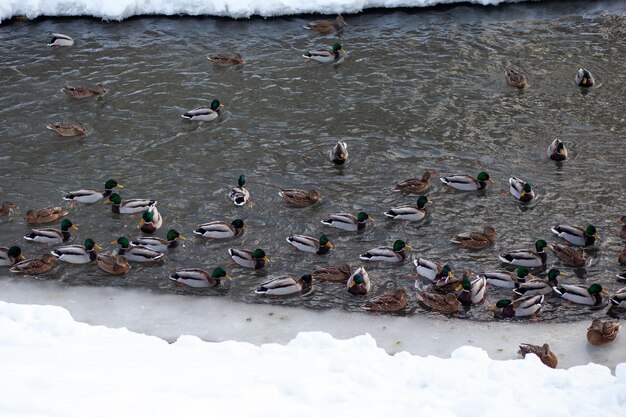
[490,294,544,318]
[303,15,347,33]
[105,193,157,215]
[0,246,25,266]
[228,248,269,269]
[207,54,244,66]
[311,263,351,283]
[513,268,562,297]
[440,172,493,191]
[286,234,333,255]
[255,274,313,296]
[505,68,528,89]
[362,289,407,313]
[547,243,586,267]
[131,229,185,252]
[586,318,620,345]
[169,267,231,288]
[391,170,437,195]
[551,224,599,247]
[112,237,164,263]
[483,267,531,289]
[329,141,348,165]
[194,219,244,239]
[455,272,487,306]
[303,43,345,63]
[64,179,122,205]
[430,266,460,294]
[229,174,250,206]
[412,258,445,281]
[23,219,78,245]
[618,216,626,240]
[509,177,535,202]
[451,226,497,250]
[48,33,74,47]
[23,206,68,225]
[138,207,162,234]
[575,68,594,87]
[518,343,558,368]
[96,254,131,275]
[278,189,322,207]
[181,99,223,121]
[46,122,86,137]
[416,291,461,315]
[0,201,17,216]
[62,86,106,99]
[621,247,626,266]
[384,196,430,221]
[321,212,372,232]
[498,239,548,268]
[547,138,568,161]
[359,239,410,263]
[609,287,626,308]
[553,283,607,306]
[9,253,56,275]
[347,266,370,295]
[50,239,101,264]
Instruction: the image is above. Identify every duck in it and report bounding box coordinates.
[228,248,269,269]
[551,224,599,247]
[609,287,626,309]
[586,319,620,345]
[9,253,56,275]
[255,274,313,296]
[64,179,122,205]
[62,86,106,99]
[547,138,568,161]
[23,206,68,225]
[194,219,245,239]
[303,15,347,33]
[498,239,548,268]
[46,122,86,137]
[505,68,528,89]
[138,207,162,234]
[451,226,497,250]
[509,177,536,202]
[329,141,348,165]
[547,243,586,267]
[517,343,558,368]
[48,33,74,47]
[412,258,445,281]
[229,174,250,206]
[347,266,370,295]
[96,254,131,275]
[391,170,437,195]
[490,294,544,318]
[321,212,373,232]
[169,267,231,288]
[429,266,461,294]
[0,201,18,216]
[359,239,410,263]
[362,289,408,313]
[416,291,461,315]
[483,267,532,289]
[618,216,626,240]
[303,43,345,63]
[513,268,562,297]
[553,283,607,306]
[112,237,164,263]
[207,54,244,66]
[440,172,493,191]
[131,229,185,252]
[0,246,25,266]
[50,239,101,264]
[105,193,157,215]
[23,219,78,245]
[278,189,322,207]
[575,67,594,87]
[286,234,333,255]
[621,247,626,266]
[384,196,430,221]
[455,272,487,306]
[617,270,626,282]
[181,99,223,121]
[311,264,351,283]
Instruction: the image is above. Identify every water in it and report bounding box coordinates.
[1,2,625,322]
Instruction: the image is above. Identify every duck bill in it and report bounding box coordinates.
[488,305,498,311]
[263,256,270,263]
[404,244,413,249]
[71,225,79,231]
[601,289,609,295]
[179,235,186,240]
[94,244,103,250]
[327,242,334,249]
[116,184,124,189]
[368,217,374,222]
[488,179,494,184]
[455,284,463,291]
[104,200,112,205]
[19,254,26,261]
[224,274,232,281]
[528,274,536,279]
[593,233,600,239]
[520,190,527,197]
[139,219,145,226]
[110,240,119,245]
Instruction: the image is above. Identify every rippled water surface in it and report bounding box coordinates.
[1,1,625,322]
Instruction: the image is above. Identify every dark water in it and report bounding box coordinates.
[1,1,625,322]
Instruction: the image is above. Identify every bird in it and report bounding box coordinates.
[359,240,410,263]
[169,268,231,288]
[96,254,131,275]
[50,239,101,264]
[455,272,487,306]
[112,237,164,263]
[23,206,68,224]
[553,283,607,306]
[416,291,461,315]
[329,141,348,165]
[131,229,185,252]
[412,258,446,281]
[391,170,437,195]
[547,138,568,161]
[23,219,78,245]
[429,266,460,294]
[228,248,269,269]
[62,86,106,99]
[64,179,122,205]
[451,226,497,250]
[0,246,25,266]
[617,270,626,282]
[347,266,370,295]
[105,193,156,215]
[609,287,626,309]
[278,189,322,207]
[138,207,162,234]
[618,216,626,240]
[513,268,563,297]
[383,196,430,221]
[9,253,56,275]
[311,264,351,283]
[551,224,599,247]
[498,239,548,268]
[303,43,345,63]
[303,15,347,33]
[575,67,594,87]
[547,243,586,267]
[47,33,74,47]
[440,172,493,191]
[0,202,17,216]
[509,177,535,202]
[255,275,313,296]
[490,294,544,318]
[517,343,558,368]
[207,53,244,66]
[362,289,408,313]
[482,267,532,289]
[193,219,244,239]
[286,234,333,255]
[621,247,626,266]
[229,174,250,206]
[505,68,528,88]
[586,318,620,345]
[181,99,223,121]
[321,212,373,232]
[46,122,86,137]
